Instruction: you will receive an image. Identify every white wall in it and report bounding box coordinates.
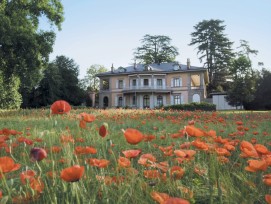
[212,95,242,110]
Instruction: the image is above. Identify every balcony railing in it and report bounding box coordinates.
[123,85,170,91]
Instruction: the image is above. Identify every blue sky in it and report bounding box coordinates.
[45,0,271,78]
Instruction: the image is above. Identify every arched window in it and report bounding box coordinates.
[157,95,163,107]
[192,94,200,102]
[143,95,150,108]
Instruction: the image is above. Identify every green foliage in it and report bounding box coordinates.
[0,72,22,109]
[246,68,271,110]
[82,64,108,92]
[29,56,85,107]
[134,34,179,64]
[226,56,256,107]
[189,19,234,93]
[164,102,216,111]
[0,0,64,108]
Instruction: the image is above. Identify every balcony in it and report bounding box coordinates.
[122,85,172,93]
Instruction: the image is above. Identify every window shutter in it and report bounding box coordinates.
[171,78,173,87]
[116,80,118,89]
[181,95,184,104]
[123,80,126,89]
[179,78,182,87]
[141,79,143,87]
[162,79,165,88]
[170,95,174,105]
[154,79,157,88]
[115,96,118,107]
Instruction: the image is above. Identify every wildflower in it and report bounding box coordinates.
[60,165,84,182]
[87,158,110,168]
[99,123,108,138]
[30,147,47,162]
[170,166,185,179]
[122,149,141,159]
[0,156,21,173]
[50,100,71,114]
[122,128,144,145]
[118,157,131,168]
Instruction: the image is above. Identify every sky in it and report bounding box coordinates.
[43,0,271,79]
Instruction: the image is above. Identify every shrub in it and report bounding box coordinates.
[164,102,216,111]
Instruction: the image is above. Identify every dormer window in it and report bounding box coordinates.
[173,63,180,70]
[118,67,126,73]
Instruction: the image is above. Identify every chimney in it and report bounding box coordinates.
[133,60,137,70]
[187,58,191,69]
[111,63,114,73]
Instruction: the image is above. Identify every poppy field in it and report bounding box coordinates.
[1,104,271,204]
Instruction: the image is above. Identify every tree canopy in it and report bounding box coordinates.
[189,19,234,93]
[0,0,64,108]
[134,34,179,65]
[28,56,85,107]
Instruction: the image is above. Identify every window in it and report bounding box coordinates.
[157,95,163,107]
[102,79,109,90]
[173,78,181,87]
[118,80,123,89]
[174,95,181,105]
[192,94,200,103]
[157,79,162,87]
[132,79,136,87]
[144,79,149,86]
[132,95,137,105]
[118,97,123,107]
[143,95,150,108]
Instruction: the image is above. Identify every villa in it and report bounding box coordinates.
[96,59,209,109]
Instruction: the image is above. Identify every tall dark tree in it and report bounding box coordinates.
[189,19,234,93]
[226,56,256,108]
[29,56,85,107]
[0,0,64,108]
[134,34,179,64]
[249,68,271,110]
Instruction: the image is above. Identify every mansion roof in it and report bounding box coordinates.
[96,62,207,77]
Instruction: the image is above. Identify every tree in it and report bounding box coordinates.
[29,56,85,107]
[83,65,108,92]
[226,56,256,108]
[189,19,234,93]
[0,0,64,108]
[0,72,22,109]
[134,34,179,64]
[248,68,271,110]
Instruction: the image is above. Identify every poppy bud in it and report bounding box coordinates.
[30,147,47,162]
[99,123,108,137]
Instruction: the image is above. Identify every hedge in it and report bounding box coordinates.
[163,102,216,111]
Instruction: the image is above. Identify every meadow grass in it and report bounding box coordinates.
[0,108,271,203]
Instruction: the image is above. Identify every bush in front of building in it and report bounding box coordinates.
[164,102,216,111]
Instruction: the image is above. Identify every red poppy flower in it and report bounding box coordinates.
[170,166,185,179]
[185,125,205,137]
[30,147,47,162]
[265,194,271,204]
[263,174,271,186]
[164,197,190,204]
[122,149,141,159]
[245,159,268,172]
[150,191,170,204]
[99,123,108,137]
[122,128,144,145]
[80,113,96,122]
[60,165,85,182]
[138,153,156,167]
[0,156,21,173]
[50,100,71,114]
[87,158,110,168]
[20,170,36,184]
[118,156,131,168]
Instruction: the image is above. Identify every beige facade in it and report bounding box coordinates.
[96,63,209,109]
